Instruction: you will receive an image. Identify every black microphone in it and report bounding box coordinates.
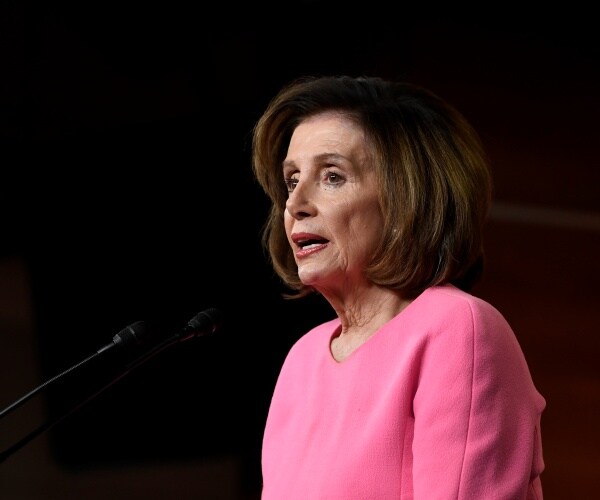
[104,320,151,354]
[0,320,149,420]
[174,307,223,342]
[118,308,223,370]
[0,308,223,463]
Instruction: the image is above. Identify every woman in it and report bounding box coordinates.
[251,75,545,499]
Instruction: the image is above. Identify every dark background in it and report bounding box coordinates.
[1,1,599,499]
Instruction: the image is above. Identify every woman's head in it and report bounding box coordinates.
[252,75,492,299]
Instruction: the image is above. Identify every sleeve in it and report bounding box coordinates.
[411,299,545,500]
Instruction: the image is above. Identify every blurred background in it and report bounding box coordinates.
[1,1,598,499]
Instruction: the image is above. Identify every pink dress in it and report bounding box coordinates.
[261,284,545,499]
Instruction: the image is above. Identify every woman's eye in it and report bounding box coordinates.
[284,178,298,192]
[326,172,343,184]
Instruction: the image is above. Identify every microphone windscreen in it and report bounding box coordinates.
[186,308,223,336]
[112,321,149,352]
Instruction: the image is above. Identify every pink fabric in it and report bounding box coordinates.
[261,284,545,499]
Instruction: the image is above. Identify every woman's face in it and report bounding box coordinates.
[283,111,384,294]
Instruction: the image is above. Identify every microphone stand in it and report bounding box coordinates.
[0,350,108,422]
[0,335,176,463]
[0,308,222,464]
[0,321,147,421]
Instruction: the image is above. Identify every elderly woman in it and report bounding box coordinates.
[251,75,545,499]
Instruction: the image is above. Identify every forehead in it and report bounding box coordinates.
[292,111,362,140]
[286,112,368,161]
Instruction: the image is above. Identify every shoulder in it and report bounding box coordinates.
[416,283,510,332]
[412,285,532,378]
[400,284,520,366]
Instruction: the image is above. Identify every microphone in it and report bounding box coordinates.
[174,307,223,342]
[119,308,223,370]
[0,308,223,463]
[0,320,149,420]
[103,320,150,354]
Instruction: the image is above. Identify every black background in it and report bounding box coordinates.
[1,1,598,498]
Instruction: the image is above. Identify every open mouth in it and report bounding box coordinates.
[297,237,329,250]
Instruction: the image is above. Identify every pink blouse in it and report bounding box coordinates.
[261,284,545,499]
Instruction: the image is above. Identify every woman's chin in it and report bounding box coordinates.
[298,268,338,291]
[297,268,325,288]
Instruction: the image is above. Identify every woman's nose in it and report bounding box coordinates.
[285,180,315,219]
